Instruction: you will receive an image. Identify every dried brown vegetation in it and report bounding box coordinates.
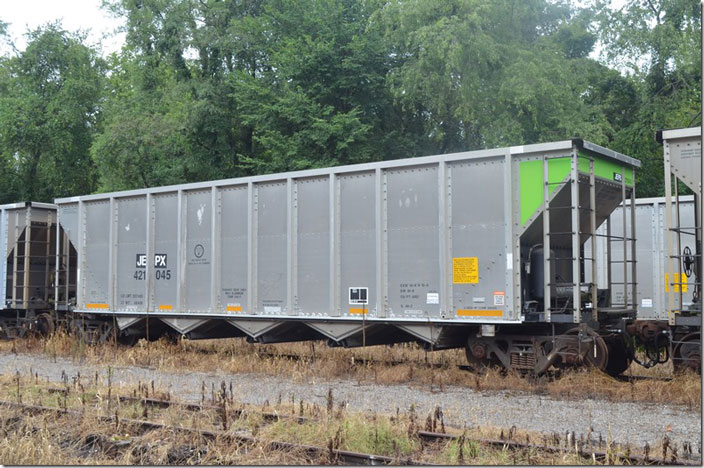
[2,373,687,466]
[0,330,700,411]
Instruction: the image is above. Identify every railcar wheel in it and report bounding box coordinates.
[117,331,139,346]
[674,333,701,372]
[564,327,609,371]
[603,335,632,376]
[35,313,55,337]
[464,340,494,370]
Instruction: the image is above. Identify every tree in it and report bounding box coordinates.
[0,23,104,201]
[372,0,620,154]
[591,0,701,196]
[95,0,416,187]
[91,51,194,191]
[87,0,702,195]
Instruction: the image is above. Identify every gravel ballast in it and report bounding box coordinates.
[0,352,700,448]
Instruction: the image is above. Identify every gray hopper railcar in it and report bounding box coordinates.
[593,196,696,323]
[589,195,700,369]
[656,127,702,369]
[0,202,64,338]
[54,138,643,374]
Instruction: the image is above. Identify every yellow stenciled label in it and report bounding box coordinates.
[226,305,243,312]
[457,309,502,317]
[159,304,173,310]
[86,303,109,309]
[675,273,687,293]
[666,273,688,293]
[349,308,369,315]
[453,257,479,284]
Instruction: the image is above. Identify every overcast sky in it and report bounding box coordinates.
[0,0,126,55]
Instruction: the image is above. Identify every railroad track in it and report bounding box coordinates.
[0,400,423,465]
[116,394,698,466]
[3,383,699,466]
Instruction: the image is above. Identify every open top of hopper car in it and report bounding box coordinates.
[54,138,639,360]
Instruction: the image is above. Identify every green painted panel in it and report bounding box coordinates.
[519,160,543,226]
[520,152,635,228]
[547,157,571,190]
[520,158,572,227]
[578,151,634,186]
[578,156,590,173]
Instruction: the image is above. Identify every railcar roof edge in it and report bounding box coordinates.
[55,138,640,203]
[655,126,702,144]
[0,201,57,210]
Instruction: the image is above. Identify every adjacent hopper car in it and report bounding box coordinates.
[0,202,60,338]
[594,194,699,369]
[0,130,700,374]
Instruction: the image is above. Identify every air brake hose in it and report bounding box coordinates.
[633,331,670,368]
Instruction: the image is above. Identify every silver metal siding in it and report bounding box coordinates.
[82,200,110,307]
[339,171,377,316]
[256,181,288,314]
[449,157,507,315]
[115,196,147,311]
[295,177,331,315]
[184,190,212,312]
[386,165,440,318]
[219,185,248,313]
[153,193,178,311]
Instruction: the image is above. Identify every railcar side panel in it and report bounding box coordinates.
[83,201,110,309]
[296,177,331,316]
[116,197,147,312]
[386,165,440,319]
[449,158,507,319]
[256,181,288,316]
[338,172,377,317]
[153,193,178,312]
[219,186,249,314]
[184,189,212,313]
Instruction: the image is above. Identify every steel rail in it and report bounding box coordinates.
[415,431,699,466]
[0,400,426,466]
[116,395,696,466]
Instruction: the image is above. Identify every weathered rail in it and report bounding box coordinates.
[115,395,697,466]
[0,400,426,465]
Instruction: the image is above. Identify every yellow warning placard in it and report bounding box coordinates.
[453,257,479,284]
[665,273,688,293]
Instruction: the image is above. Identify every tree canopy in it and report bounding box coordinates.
[0,0,700,200]
[0,23,104,202]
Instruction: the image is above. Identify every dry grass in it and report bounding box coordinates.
[0,330,700,410]
[0,409,313,465]
[0,373,664,465]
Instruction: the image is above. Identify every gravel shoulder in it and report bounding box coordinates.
[0,352,700,447]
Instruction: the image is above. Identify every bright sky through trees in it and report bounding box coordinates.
[0,0,126,55]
